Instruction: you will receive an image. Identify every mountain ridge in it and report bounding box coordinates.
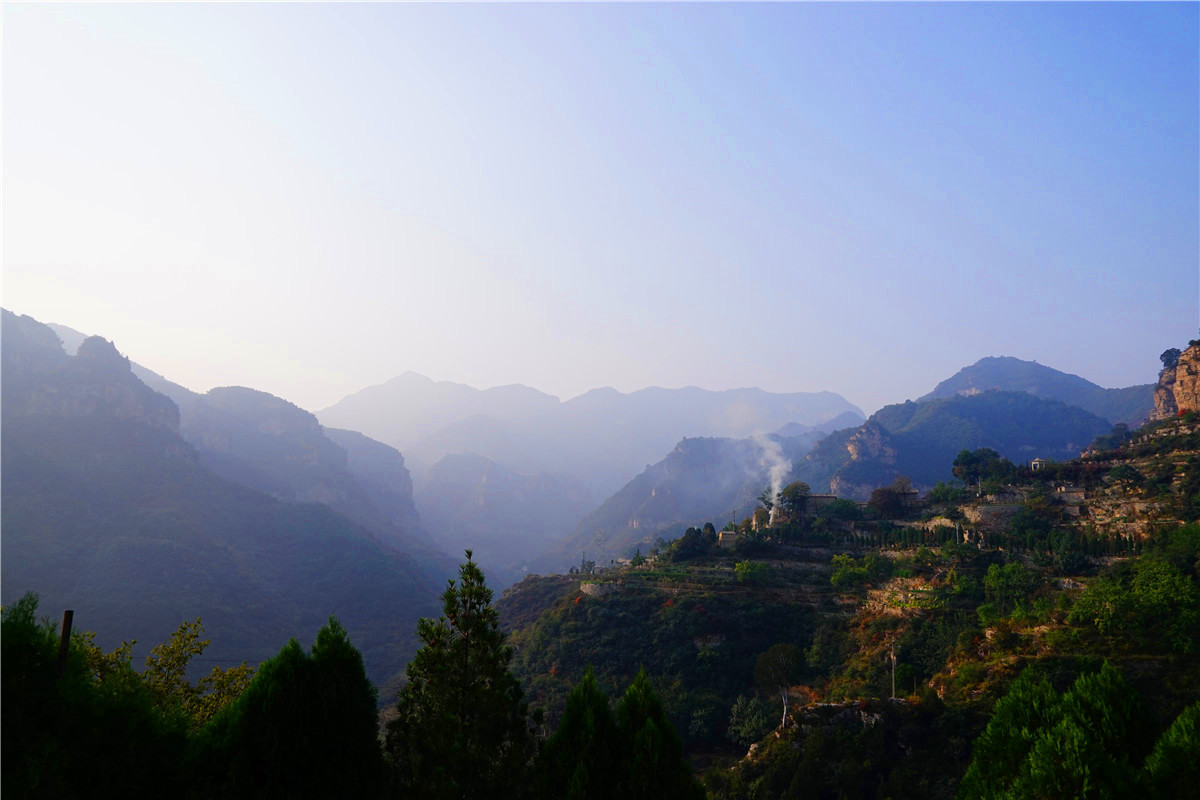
[47,321,433,552]
[2,310,450,686]
[919,355,1154,426]
[320,372,866,502]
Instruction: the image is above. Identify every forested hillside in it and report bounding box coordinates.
[794,391,1112,499]
[498,412,1200,797]
[6,403,1199,797]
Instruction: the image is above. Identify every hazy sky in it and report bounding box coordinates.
[5,2,1197,416]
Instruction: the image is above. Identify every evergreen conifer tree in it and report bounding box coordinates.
[386,551,536,800]
[614,668,705,800]
[199,617,382,800]
[958,662,1145,800]
[537,666,619,800]
[1144,702,1200,796]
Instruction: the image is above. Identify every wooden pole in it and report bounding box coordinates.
[889,639,896,700]
[57,609,74,677]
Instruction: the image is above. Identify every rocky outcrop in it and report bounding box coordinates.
[1153,344,1200,420]
[579,581,622,598]
[962,504,1022,530]
[844,423,897,464]
[827,423,900,500]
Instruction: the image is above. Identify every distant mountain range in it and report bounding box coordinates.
[6,312,451,685]
[319,373,865,578]
[319,373,866,502]
[920,356,1154,426]
[542,356,1156,555]
[25,316,1160,599]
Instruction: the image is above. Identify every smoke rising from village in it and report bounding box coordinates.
[754,435,792,524]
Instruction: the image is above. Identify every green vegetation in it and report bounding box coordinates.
[958,662,1197,799]
[829,552,893,588]
[197,617,383,799]
[1068,535,1200,653]
[538,666,621,799]
[613,669,707,799]
[755,644,802,729]
[6,387,1200,798]
[386,551,537,799]
[506,420,1200,797]
[1,594,379,799]
[139,618,254,728]
[726,695,773,747]
[2,593,189,798]
[4,554,705,799]
[733,560,767,584]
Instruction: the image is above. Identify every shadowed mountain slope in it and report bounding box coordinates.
[48,323,431,551]
[4,311,447,685]
[919,356,1153,426]
[794,391,1113,499]
[536,430,826,571]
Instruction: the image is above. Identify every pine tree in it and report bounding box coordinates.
[200,617,382,800]
[614,668,705,800]
[537,666,620,800]
[958,662,1145,800]
[1144,702,1200,796]
[386,551,536,800]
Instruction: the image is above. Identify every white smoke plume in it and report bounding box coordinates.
[753,435,791,524]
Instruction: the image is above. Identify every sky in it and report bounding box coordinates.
[4,2,1197,416]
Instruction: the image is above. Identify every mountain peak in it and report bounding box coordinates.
[76,336,132,373]
[919,356,1153,426]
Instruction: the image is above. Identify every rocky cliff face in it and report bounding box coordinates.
[829,423,900,500]
[844,422,897,464]
[1,312,181,435]
[1153,344,1200,420]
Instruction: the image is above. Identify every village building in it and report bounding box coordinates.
[717,530,743,548]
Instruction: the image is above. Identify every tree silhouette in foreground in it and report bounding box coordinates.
[537,665,621,800]
[536,665,704,800]
[614,668,707,800]
[197,617,382,800]
[386,550,536,800]
[955,661,1199,799]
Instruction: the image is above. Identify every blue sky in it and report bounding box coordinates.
[4,2,1197,415]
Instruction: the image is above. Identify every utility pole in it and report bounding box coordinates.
[888,638,897,700]
[56,609,74,677]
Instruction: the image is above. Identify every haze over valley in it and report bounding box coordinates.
[3,2,1197,797]
[14,310,1163,592]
